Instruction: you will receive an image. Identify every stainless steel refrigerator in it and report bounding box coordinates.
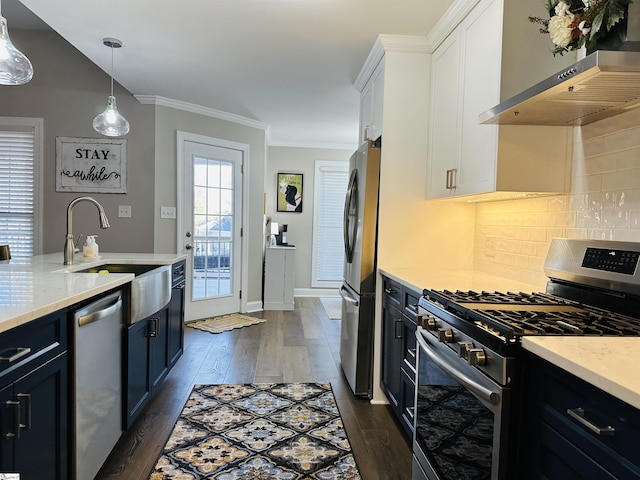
[339,138,381,398]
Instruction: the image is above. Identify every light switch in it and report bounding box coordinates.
[118,205,132,218]
[161,206,176,219]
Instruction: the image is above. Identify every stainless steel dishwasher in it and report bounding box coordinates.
[73,289,123,480]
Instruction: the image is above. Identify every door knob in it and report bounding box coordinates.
[185,244,192,250]
[186,231,192,238]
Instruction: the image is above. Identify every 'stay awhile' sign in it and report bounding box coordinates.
[56,137,127,193]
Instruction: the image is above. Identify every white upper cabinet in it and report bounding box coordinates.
[427,0,575,200]
[359,58,385,143]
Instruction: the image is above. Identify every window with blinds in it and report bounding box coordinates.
[0,118,42,258]
[312,160,349,288]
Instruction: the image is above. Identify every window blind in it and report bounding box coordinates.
[0,129,36,258]
[312,161,349,287]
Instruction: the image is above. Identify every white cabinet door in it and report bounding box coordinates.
[359,59,385,143]
[427,30,461,199]
[369,60,385,141]
[457,0,501,196]
[359,79,373,144]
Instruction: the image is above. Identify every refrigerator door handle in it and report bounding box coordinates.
[343,169,358,263]
[340,285,359,307]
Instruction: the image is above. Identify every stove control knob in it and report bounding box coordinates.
[426,316,438,330]
[438,328,454,343]
[468,348,486,367]
[458,341,474,359]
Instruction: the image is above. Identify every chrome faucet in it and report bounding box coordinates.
[64,196,110,265]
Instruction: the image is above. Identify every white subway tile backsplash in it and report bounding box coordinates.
[474,107,640,283]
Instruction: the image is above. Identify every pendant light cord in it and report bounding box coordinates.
[110,44,114,96]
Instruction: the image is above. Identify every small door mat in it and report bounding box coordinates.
[148,383,362,479]
[320,297,342,320]
[188,313,266,333]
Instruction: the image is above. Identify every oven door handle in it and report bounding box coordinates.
[416,327,501,405]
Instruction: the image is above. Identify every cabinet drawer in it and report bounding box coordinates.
[403,317,417,371]
[172,260,186,288]
[0,311,67,385]
[530,355,640,477]
[382,276,402,306]
[403,288,420,320]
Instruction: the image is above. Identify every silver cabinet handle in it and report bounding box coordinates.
[17,393,31,431]
[567,408,615,436]
[395,319,403,339]
[5,400,20,439]
[0,347,31,363]
[148,317,159,338]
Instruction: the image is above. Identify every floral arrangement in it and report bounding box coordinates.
[529,0,632,56]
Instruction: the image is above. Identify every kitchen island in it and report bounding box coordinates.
[0,252,186,480]
[0,252,186,333]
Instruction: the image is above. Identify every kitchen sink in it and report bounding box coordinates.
[75,264,171,323]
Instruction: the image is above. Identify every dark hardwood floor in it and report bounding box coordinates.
[96,297,413,480]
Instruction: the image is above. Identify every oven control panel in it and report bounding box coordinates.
[582,247,640,275]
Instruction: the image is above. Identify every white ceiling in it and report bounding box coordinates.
[4,0,454,148]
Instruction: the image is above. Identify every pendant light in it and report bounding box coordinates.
[0,0,33,85]
[93,37,130,137]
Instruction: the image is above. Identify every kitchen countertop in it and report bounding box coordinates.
[522,336,640,410]
[380,266,640,411]
[0,252,187,334]
[379,266,544,295]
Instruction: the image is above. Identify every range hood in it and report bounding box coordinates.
[480,50,640,126]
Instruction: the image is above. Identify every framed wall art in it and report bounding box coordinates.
[277,172,303,212]
[55,136,127,193]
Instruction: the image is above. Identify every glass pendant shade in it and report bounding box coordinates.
[0,16,33,85]
[93,38,129,137]
[93,95,130,136]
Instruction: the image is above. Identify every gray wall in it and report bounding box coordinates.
[1,30,156,254]
[153,106,267,303]
[266,146,352,291]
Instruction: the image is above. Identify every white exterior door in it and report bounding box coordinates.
[178,132,245,321]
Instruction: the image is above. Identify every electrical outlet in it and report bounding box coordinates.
[118,205,132,218]
[161,206,176,219]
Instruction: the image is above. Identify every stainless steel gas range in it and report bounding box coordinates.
[412,238,640,480]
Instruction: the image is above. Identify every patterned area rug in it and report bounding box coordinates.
[188,313,266,334]
[149,383,362,479]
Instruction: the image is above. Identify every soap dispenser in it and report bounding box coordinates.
[83,235,99,259]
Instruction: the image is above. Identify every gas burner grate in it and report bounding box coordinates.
[435,289,571,305]
[471,308,640,336]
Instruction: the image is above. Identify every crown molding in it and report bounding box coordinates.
[354,0,481,91]
[268,140,357,150]
[354,34,433,92]
[135,95,354,149]
[426,0,481,50]
[134,95,269,132]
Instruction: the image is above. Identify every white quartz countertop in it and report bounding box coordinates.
[0,252,187,333]
[378,266,544,295]
[380,266,640,411]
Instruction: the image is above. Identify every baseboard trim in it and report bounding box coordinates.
[245,300,263,313]
[294,288,340,297]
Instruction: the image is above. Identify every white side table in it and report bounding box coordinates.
[263,246,296,310]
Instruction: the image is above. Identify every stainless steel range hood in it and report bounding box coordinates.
[480,50,640,126]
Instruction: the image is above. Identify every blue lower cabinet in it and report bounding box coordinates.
[0,311,68,480]
[521,351,640,480]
